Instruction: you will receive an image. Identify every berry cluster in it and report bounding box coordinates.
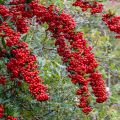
[0,5,10,22]
[90,72,107,103]
[0,22,49,101]
[0,105,4,118]
[55,32,107,113]
[73,0,103,14]
[0,75,6,85]
[102,14,120,38]
[7,116,17,120]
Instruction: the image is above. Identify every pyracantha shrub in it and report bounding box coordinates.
[0,0,111,118]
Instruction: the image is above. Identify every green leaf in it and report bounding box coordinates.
[13,112,19,117]
[0,0,4,4]
[0,15,3,22]
[1,38,6,49]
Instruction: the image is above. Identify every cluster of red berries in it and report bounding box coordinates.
[7,116,17,120]
[9,4,30,33]
[102,14,120,38]
[0,5,10,22]
[0,0,107,115]
[55,32,107,113]
[0,21,49,101]
[0,75,6,85]
[90,72,107,103]
[73,0,103,14]
[0,105,4,118]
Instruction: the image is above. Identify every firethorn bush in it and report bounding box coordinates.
[0,0,120,120]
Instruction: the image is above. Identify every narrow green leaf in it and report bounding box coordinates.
[1,38,6,49]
